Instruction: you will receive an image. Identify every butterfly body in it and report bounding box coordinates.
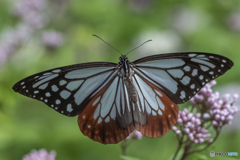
[13,52,233,144]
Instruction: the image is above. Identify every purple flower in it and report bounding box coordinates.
[22,149,56,160]
[190,80,239,129]
[173,109,211,143]
[14,0,47,29]
[0,0,65,66]
[172,81,239,160]
[42,31,64,47]
[127,130,142,140]
[227,12,240,31]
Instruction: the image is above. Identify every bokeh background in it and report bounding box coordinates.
[0,0,240,159]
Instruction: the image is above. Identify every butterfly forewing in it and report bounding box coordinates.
[133,52,233,104]
[12,62,117,116]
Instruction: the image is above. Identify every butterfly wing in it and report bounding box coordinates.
[131,74,179,137]
[78,76,135,144]
[133,52,233,104]
[12,62,118,116]
[13,62,134,144]
[131,52,233,137]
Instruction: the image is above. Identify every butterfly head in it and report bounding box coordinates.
[119,55,128,62]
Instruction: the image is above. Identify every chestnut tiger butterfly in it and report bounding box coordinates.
[12,38,233,144]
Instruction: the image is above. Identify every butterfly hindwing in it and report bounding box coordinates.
[131,74,179,137]
[12,62,118,116]
[78,77,134,144]
[133,52,233,104]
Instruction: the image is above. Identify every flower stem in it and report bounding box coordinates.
[172,133,185,160]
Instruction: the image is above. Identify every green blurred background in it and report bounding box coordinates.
[0,0,240,159]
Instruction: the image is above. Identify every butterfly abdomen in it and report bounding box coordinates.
[124,79,138,103]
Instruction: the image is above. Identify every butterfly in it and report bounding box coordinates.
[12,52,233,144]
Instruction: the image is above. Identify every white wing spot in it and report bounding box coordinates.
[93,96,101,106]
[93,104,101,119]
[67,104,73,112]
[33,95,36,98]
[51,104,54,107]
[183,66,191,72]
[191,58,215,68]
[82,115,86,119]
[197,88,199,91]
[158,109,162,115]
[155,89,163,97]
[22,86,26,89]
[44,99,48,103]
[169,115,171,117]
[188,53,196,57]
[200,65,209,71]
[209,56,214,58]
[55,107,58,109]
[218,69,221,72]
[206,79,209,82]
[43,72,52,76]
[202,82,205,85]
[26,90,28,92]
[34,90,39,94]
[180,91,186,99]
[222,59,226,63]
[192,69,198,76]
[88,125,91,128]
[221,64,224,67]
[209,71,214,75]
[56,99,61,105]
[105,116,110,123]
[40,97,43,100]
[168,69,184,78]
[60,90,71,99]
[110,105,116,120]
[97,118,102,124]
[59,80,67,86]
[39,82,49,90]
[180,76,191,85]
[52,69,61,73]
[171,104,174,107]
[51,85,59,92]
[199,75,204,80]
[197,54,205,58]
[152,110,157,116]
[34,76,39,79]
[190,84,195,89]
[61,111,64,113]
[66,80,84,91]
[20,82,25,85]
[45,92,51,97]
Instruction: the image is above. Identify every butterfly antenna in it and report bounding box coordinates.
[125,39,152,56]
[93,35,123,56]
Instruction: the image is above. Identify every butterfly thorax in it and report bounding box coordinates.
[118,55,138,103]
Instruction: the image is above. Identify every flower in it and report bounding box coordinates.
[0,0,65,66]
[173,109,211,143]
[172,81,239,159]
[190,80,239,129]
[126,130,142,140]
[42,31,64,47]
[22,149,56,160]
